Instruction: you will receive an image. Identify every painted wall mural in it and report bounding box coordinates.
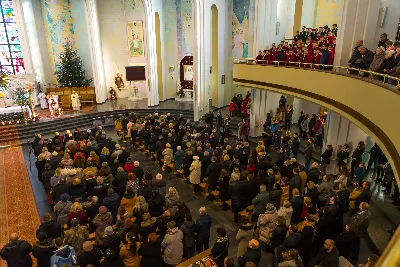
[232,0,252,59]
[315,0,342,28]
[176,0,193,59]
[41,0,75,79]
[127,21,144,57]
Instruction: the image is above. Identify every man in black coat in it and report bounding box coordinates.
[102,226,121,253]
[229,180,246,222]
[36,213,62,240]
[206,156,221,192]
[348,40,363,66]
[77,241,102,267]
[281,224,302,251]
[103,188,120,220]
[118,147,130,165]
[335,224,357,261]
[352,46,374,70]
[195,207,212,253]
[289,168,302,191]
[290,189,304,224]
[0,233,33,267]
[314,239,340,267]
[307,162,321,184]
[32,232,56,267]
[238,239,261,267]
[130,161,144,182]
[52,178,70,203]
[354,181,372,208]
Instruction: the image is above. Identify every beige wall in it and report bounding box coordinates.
[233,64,400,184]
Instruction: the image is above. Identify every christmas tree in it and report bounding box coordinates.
[54,39,93,88]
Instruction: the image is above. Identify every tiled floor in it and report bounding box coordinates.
[22,127,395,266]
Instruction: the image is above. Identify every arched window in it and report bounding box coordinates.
[0,0,24,75]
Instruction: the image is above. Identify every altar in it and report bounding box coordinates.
[0,106,23,114]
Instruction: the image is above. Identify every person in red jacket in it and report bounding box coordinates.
[301,49,313,67]
[328,45,335,65]
[327,31,335,44]
[229,101,236,117]
[256,51,263,62]
[263,50,271,62]
[314,50,322,69]
[124,157,135,172]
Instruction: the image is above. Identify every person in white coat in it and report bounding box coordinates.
[189,156,201,193]
[37,91,47,109]
[71,91,81,111]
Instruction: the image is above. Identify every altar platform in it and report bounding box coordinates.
[0,98,194,146]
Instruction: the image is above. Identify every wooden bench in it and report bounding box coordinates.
[199,183,208,195]
[225,200,232,211]
[210,190,222,205]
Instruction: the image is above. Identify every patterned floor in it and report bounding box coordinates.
[0,127,40,267]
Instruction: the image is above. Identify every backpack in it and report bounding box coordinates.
[50,246,77,267]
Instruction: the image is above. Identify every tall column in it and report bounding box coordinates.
[301,0,317,29]
[253,0,278,55]
[334,0,380,67]
[83,0,107,103]
[291,0,303,39]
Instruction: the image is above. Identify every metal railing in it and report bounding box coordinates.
[234,58,400,87]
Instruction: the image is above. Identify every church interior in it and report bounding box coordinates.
[0,0,399,266]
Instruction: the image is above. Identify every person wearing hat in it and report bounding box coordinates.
[53,193,73,226]
[92,206,113,246]
[64,218,89,256]
[77,241,102,267]
[32,232,56,267]
[189,155,201,193]
[102,226,121,254]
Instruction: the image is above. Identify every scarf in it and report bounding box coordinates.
[216,236,228,243]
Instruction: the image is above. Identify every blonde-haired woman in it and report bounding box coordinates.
[165,187,180,216]
[67,202,88,227]
[162,143,173,171]
[89,151,99,165]
[61,153,73,168]
[189,156,201,194]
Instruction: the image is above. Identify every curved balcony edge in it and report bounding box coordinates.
[233,64,400,185]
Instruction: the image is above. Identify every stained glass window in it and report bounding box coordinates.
[0,0,24,75]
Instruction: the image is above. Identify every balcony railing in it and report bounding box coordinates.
[234,58,400,87]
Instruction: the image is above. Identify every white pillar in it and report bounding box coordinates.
[300,0,317,29]
[83,0,107,103]
[253,0,278,55]
[334,0,380,67]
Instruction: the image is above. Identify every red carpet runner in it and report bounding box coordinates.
[0,126,40,266]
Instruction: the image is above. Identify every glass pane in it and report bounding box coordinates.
[0,45,9,52]
[9,44,20,51]
[1,65,14,73]
[5,23,19,43]
[0,23,7,43]
[12,58,23,66]
[11,51,22,58]
[14,66,24,74]
[0,51,10,65]
[1,1,15,23]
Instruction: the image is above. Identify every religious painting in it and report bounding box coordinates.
[232,0,250,60]
[127,21,144,57]
[183,65,194,81]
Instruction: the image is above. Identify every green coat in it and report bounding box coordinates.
[252,191,270,215]
[174,150,185,169]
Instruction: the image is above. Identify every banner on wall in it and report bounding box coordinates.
[127,21,145,57]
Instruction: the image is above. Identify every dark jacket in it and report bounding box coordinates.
[270,189,283,209]
[195,214,212,242]
[322,149,333,164]
[281,232,302,251]
[77,247,102,267]
[138,241,163,267]
[348,46,361,65]
[270,225,288,250]
[351,210,371,238]
[36,220,63,240]
[148,194,165,218]
[238,246,261,267]
[290,196,304,224]
[335,230,357,259]
[138,185,153,201]
[305,143,314,160]
[32,239,56,267]
[92,184,108,202]
[289,175,301,191]
[211,239,229,267]
[103,193,120,219]
[252,191,269,215]
[0,240,33,267]
[315,246,340,267]
[206,162,222,186]
[180,221,196,248]
[229,181,246,210]
[131,166,144,181]
[307,167,320,184]
[102,233,121,253]
[354,189,372,207]
[52,183,70,203]
[99,255,125,267]
[338,189,350,214]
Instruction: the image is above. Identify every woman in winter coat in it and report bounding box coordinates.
[189,156,202,193]
[162,143,174,166]
[305,181,318,214]
[337,144,350,168]
[138,233,162,267]
[278,249,303,267]
[317,175,334,208]
[257,203,278,245]
[211,227,230,267]
[280,177,290,207]
[270,217,288,251]
[183,150,194,178]
[174,146,185,170]
[334,166,350,188]
[369,46,386,72]
[120,232,141,267]
[180,213,196,259]
[32,232,57,267]
[54,193,73,226]
[236,218,254,258]
[218,169,231,202]
[67,202,88,227]
[165,187,180,216]
[277,200,293,226]
[92,206,114,245]
[161,222,184,266]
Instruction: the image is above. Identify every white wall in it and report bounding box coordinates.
[292,98,321,123]
[97,0,147,98]
[284,0,296,39]
[374,0,400,46]
[301,0,317,29]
